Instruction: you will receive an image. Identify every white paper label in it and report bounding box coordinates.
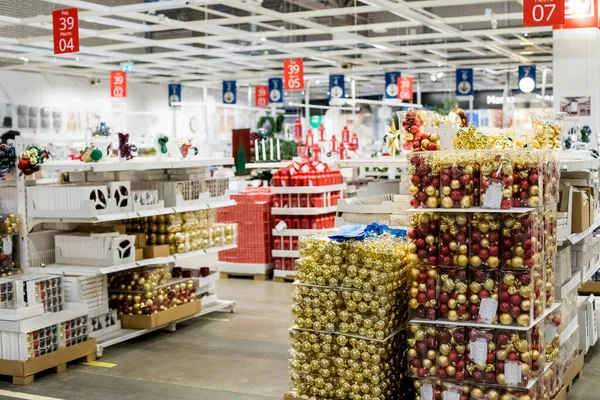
[421,384,433,400]
[443,391,460,400]
[470,339,488,365]
[478,298,498,324]
[315,162,326,172]
[483,179,504,209]
[301,163,310,173]
[275,220,288,231]
[2,239,11,255]
[545,322,558,341]
[505,361,522,385]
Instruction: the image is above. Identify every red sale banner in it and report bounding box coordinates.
[255,85,269,107]
[397,77,413,101]
[283,59,305,91]
[52,8,79,55]
[523,0,564,26]
[110,71,127,98]
[555,0,599,29]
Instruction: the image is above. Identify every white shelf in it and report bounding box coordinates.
[336,157,409,169]
[272,229,323,236]
[29,244,238,276]
[560,315,579,345]
[41,157,234,173]
[557,217,600,246]
[29,198,236,224]
[271,206,337,215]
[245,161,292,169]
[272,250,300,258]
[270,183,346,194]
[582,258,600,283]
[274,269,296,278]
[217,261,274,275]
[197,271,219,288]
[94,299,235,357]
[405,207,536,214]
[410,302,560,331]
[558,272,582,299]
[337,200,395,214]
[560,158,600,172]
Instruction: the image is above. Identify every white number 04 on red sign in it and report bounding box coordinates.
[52,8,79,55]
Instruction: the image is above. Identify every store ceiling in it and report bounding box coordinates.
[0,0,553,99]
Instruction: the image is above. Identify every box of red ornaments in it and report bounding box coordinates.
[400,109,441,152]
[270,160,343,187]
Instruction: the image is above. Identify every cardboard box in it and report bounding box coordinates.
[77,224,127,235]
[579,281,600,294]
[118,300,200,329]
[0,339,95,383]
[135,248,144,261]
[134,233,147,248]
[552,385,566,400]
[572,187,593,233]
[562,350,584,388]
[143,245,170,259]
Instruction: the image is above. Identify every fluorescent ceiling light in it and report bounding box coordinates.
[430,74,437,82]
[519,77,535,93]
[260,37,266,42]
[372,44,387,50]
[315,79,321,85]
[437,72,444,79]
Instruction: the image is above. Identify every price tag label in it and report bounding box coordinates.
[52,8,79,55]
[478,297,498,324]
[505,361,522,385]
[443,391,460,400]
[469,339,488,365]
[283,59,305,91]
[545,322,558,341]
[110,71,127,98]
[483,179,504,209]
[2,238,12,255]
[275,220,288,231]
[523,0,565,27]
[421,384,433,400]
[255,85,269,107]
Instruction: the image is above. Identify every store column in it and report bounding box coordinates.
[553,27,600,144]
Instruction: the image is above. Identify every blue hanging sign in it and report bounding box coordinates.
[222,80,236,104]
[329,74,345,100]
[456,68,474,96]
[268,78,283,104]
[384,72,401,99]
[168,83,181,107]
[518,65,536,93]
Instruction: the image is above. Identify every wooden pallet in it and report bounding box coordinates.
[0,339,96,385]
[273,275,295,283]
[563,350,584,392]
[220,271,272,281]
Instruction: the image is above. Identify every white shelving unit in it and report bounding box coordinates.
[271,205,337,215]
[14,143,238,357]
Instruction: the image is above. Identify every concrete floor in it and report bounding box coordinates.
[0,279,596,399]
[0,279,293,400]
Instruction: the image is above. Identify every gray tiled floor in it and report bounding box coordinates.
[0,279,293,400]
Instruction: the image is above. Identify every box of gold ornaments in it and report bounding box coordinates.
[288,232,413,399]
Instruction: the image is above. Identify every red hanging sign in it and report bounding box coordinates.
[398,77,413,101]
[523,0,565,26]
[554,0,599,29]
[52,8,80,55]
[283,59,304,91]
[110,71,127,98]
[255,85,269,107]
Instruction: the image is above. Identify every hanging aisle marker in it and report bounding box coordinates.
[397,77,413,101]
[456,68,474,96]
[222,80,236,104]
[385,72,401,99]
[52,8,79,55]
[283,59,304,91]
[268,78,284,104]
[523,0,564,26]
[255,85,269,107]
[110,71,127,98]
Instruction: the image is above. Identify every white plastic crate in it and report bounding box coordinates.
[63,275,108,318]
[131,180,231,207]
[28,185,116,218]
[55,232,136,267]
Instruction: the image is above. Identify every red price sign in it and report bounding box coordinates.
[110,71,127,98]
[397,77,413,101]
[523,0,564,26]
[255,85,269,107]
[52,8,80,55]
[283,59,304,91]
